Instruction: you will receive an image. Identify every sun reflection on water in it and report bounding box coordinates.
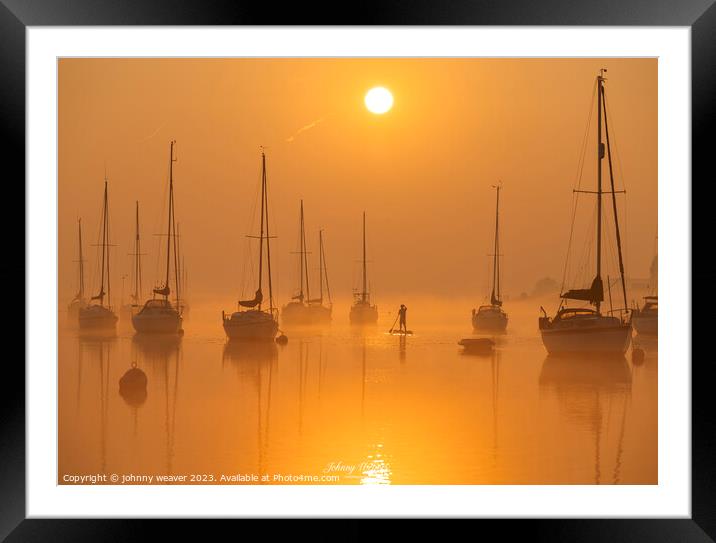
[360,444,392,485]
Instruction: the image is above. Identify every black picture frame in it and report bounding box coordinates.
[3,0,709,539]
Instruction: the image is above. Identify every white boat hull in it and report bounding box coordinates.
[223,310,278,340]
[540,323,632,355]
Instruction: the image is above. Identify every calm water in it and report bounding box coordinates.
[58,298,657,485]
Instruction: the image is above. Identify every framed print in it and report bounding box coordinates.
[3,0,712,538]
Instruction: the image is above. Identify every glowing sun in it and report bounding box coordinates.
[364,87,393,114]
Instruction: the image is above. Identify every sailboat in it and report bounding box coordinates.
[539,70,632,355]
[633,244,657,336]
[282,201,332,325]
[67,218,87,322]
[132,141,183,335]
[472,184,508,331]
[121,201,144,322]
[222,150,279,341]
[349,212,378,324]
[308,229,333,322]
[78,178,118,330]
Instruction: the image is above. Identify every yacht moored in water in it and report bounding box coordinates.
[79,178,118,331]
[473,184,508,332]
[349,212,378,325]
[539,70,632,355]
[132,142,183,335]
[282,201,332,325]
[222,150,279,340]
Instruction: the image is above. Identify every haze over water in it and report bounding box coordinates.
[59,295,656,485]
[58,58,657,485]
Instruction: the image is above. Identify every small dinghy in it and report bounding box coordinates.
[458,338,495,353]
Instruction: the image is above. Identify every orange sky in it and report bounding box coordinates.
[58,58,657,307]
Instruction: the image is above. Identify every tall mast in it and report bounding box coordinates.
[362,212,367,302]
[601,76,628,310]
[257,152,266,310]
[295,200,311,302]
[164,141,176,301]
[491,185,501,305]
[595,70,605,314]
[320,229,332,305]
[318,229,324,303]
[263,153,274,313]
[98,177,109,307]
[78,218,85,300]
[302,201,310,303]
[132,201,142,304]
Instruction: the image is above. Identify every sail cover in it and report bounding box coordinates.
[153,285,170,297]
[561,276,604,304]
[239,288,263,308]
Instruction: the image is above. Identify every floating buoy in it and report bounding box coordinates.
[632,348,645,365]
[119,365,148,407]
[276,334,288,345]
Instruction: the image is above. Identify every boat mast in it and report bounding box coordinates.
[601,79,629,311]
[595,70,605,314]
[132,201,142,304]
[295,200,311,303]
[172,146,181,310]
[163,141,176,302]
[263,152,275,313]
[319,230,325,304]
[99,177,110,307]
[361,212,367,303]
[491,184,501,305]
[257,152,266,310]
[302,202,310,303]
[78,218,85,300]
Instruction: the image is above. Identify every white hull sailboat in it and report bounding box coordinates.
[473,184,508,332]
[349,212,378,325]
[282,201,332,325]
[132,141,183,335]
[539,70,632,356]
[223,150,279,341]
[79,178,118,331]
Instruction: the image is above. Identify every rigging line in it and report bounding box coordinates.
[602,90,628,308]
[561,80,598,294]
[604,93,631,280]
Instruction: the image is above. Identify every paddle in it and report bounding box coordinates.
[388,310,400,333]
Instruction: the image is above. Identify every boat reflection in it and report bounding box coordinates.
[222,339,278,481]
[131,332,182,476]
[539,354,632,484]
